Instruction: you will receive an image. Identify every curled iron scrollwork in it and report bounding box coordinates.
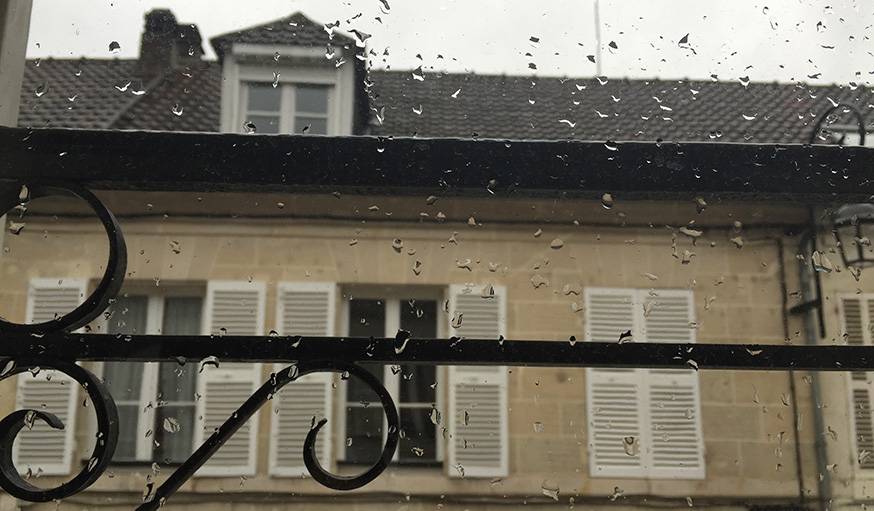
[0,359,119,502]
[137,361,400,510]
[0,182,127,334]
[0,182,402,508]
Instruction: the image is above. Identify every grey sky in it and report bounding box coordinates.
[25,0,872,85]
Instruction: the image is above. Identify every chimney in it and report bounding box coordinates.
[138,9,203,78]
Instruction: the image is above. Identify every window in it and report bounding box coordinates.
[585,288,705,479]
[343,297,441,465]
[841,295,874,470]
[103,293,202,463]
[243,82,330,135]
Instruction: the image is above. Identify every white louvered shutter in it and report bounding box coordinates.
[642,290,704,479]
[269,282,335,476]
[844,297,874,469]
[14,278,85,475]
[585,288,645,477]
[446,284,508,478]
[195,281,264,476]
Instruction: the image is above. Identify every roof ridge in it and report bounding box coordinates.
[370,68,863,90]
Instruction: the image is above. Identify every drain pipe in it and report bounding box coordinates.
[776,237,807,506]
[796,217,831,511]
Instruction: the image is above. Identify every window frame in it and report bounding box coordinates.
[338,289,447,466]
[98,291,204,464]
[221,53,353,136]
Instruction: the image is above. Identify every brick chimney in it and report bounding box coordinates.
[138,9,203,78]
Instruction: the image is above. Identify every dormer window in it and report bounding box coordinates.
[243,82,330,135]
[212,12,360,136]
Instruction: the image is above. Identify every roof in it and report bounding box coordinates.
[17,57,874,143]
[210,12,355,59]
[368,72,874,143]
[18,58,221,132]
[19,59,145,130]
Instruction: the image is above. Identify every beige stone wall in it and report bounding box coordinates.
[0,191,841,508]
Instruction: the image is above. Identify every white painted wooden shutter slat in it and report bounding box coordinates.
[195,281,264,476]
[643,290,704,478]
[14,278,86,475]
[585,288,645,477]
[843,297,874,469]
[446,284,508,478]
[270,282,335,476]
[586,288,704,479]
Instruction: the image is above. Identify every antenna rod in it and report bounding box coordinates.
[594,0,603,76]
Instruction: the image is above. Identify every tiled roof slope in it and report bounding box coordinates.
[18,59,144,129]
[112,62,221,132]
[368,72,874,143]
[18,58,874,143]
[210,12,354,58]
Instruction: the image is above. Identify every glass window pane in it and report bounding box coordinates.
[348,299,385,337]
[294,116,327,135]
[344,407,384,465]
[399,365,436,404]
[400,299,437,338]
[106,295,148,334]
[161,297,202,335]
[155,297,200,462]
[399,300,437,402]
[114,405,142,461]
[246,83,280,112]
[103,295,148,461]
[246,115,279,134]
[154,405,194,464]
[295,85,328,114]
[398,408,437,463]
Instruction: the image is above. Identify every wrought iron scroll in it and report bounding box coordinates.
[0,182,402,507]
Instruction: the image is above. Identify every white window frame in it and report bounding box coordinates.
[99,292,203,463]
[338,292,447,465]
[219,44,356,135]
[239,80,333,135]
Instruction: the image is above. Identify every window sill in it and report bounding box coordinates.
[337,460,442,469]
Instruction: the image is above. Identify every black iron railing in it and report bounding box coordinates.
[1,126,873,510]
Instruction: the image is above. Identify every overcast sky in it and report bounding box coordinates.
[25,0,872,85]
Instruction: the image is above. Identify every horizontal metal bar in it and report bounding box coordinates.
[2,127,874,200]
[6,334,874,371]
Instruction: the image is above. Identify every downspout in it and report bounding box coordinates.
[776,236,807,506]
[797,211,831,511]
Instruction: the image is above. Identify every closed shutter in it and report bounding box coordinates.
[446,284,508,478]
[14,278,86,475]
[585,288,704,479]
[643,290,704,479]
[194,281,264,476]
[843,297,874,469]
[269,282,335,476]
[585,288,645,477]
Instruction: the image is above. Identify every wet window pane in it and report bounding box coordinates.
[103,296,148,461]
[9,1,874,507]
[295,86,329,114]
[246,83,280,112]
[246,115,279,134]
[154,297,201,463]
[398,408,437,463]
[294,117,327,135]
